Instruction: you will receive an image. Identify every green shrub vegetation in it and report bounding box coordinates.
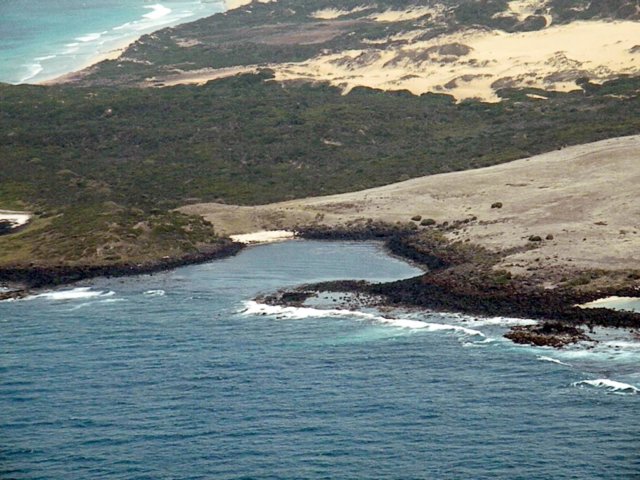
[1,0,639,268]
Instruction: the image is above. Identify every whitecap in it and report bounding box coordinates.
[68,297,126,311]
[34,55,57,62]
[536,355,571,366]
[29,287,115,301]
[573,378,639,395]
[241,301,484,336]
[76,32,103,43]
[463,337,497,348]
[143,289,166,297]
[112,22,133,31]
[143,4,172,20]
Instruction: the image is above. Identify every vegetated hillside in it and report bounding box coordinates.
[1,72,639,267]
[75,0,640,87]
[3,74,640,209]
[1,0,639,271]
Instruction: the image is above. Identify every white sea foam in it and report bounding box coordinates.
[19,63,44,83]
[29,287,115,301]
[68,297,126,311]
[144,289,166,297]
[536,355,571,366]
[76,32,103,43]
[573,378,639,394]
[34,55,57,62]
[463,337,497,347]
[242,301,484,336]
[464,316,538,327]
[143,4,172,20]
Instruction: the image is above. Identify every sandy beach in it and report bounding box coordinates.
[181,135,640,278]
[0,210,31,229]
[40,38,138,85]
[230,230,294,244]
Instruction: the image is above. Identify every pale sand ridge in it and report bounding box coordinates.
[274,21,640,102]
[180,135,640,276]
[161,19,639,102]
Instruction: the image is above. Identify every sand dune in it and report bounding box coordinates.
[157,17,639,102]
[180,135,640,276]
[274,20,640,102]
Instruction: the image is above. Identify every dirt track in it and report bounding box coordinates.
[180,135,640,276]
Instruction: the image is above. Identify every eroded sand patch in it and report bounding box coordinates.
[273,21,640,102]
[310,6,370,19]
[150,66,258,86]
[367,6,442,22]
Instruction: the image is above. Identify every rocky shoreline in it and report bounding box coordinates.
[279,223,640,347]
[0,240,244,300]
[3,222,639,348]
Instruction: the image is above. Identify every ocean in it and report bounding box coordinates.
[0,0,225,84]
[1,240,639,479]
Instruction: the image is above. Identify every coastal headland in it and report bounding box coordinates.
[1,0,640,345]
[179,135,640,344]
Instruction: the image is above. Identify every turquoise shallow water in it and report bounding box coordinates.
[1,241,639,479]
[0,0,224,84]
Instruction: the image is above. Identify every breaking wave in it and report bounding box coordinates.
[144,289,166,297]
[143,4,172,20]
[573,378,639,395]
[464,316,538,327]
[241,301,484,336]
[536,355,571,366]
[12,1,223,84]
[29,287,115,301]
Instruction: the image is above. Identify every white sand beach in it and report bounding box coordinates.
[0,211,31,229]
[230,230,294,244]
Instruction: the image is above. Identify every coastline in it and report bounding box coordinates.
[14,1,230,86]
[2,2,638,344]
[0,240,244,299]
[40,38,135,86]
[2,221,639,347]
[265,225,640,346]
[36,0,276,86]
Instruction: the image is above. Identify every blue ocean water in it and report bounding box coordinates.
[1,240,639,479]
[0,0,225,84]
